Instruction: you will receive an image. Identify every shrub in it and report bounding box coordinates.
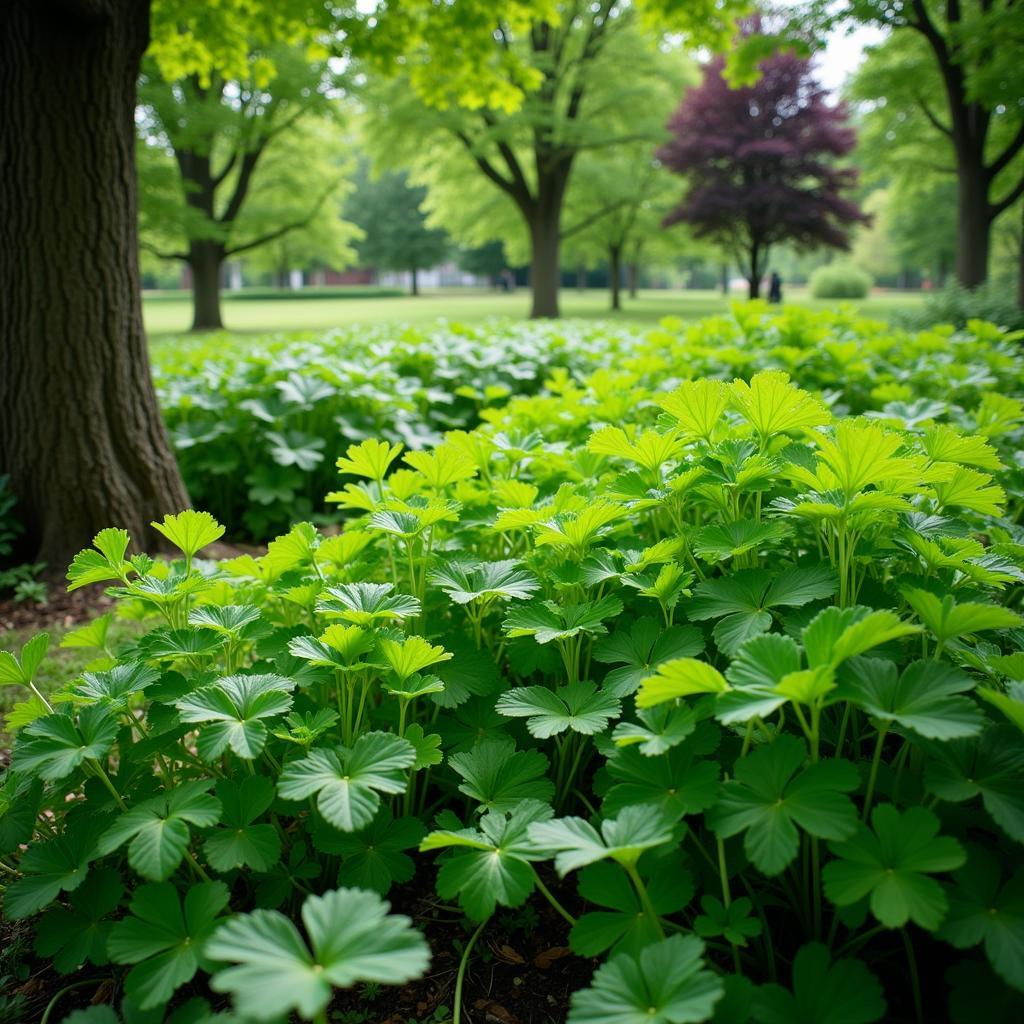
[897,281,1024,332]
[3,325,1024,1022]
[808,262,873,298]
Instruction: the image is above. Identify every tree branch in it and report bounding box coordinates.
[560,198,629,240]
[991,174,1024,220]
[224,176,344,257]
[988,121,1024,181]
[140,239,188,262]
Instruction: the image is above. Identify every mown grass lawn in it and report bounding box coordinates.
[143,286,926,336]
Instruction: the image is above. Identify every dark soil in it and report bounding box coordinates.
[1,869,592,1024]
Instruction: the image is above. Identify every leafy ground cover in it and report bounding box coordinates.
[153,302,980,540]
[2,308,1024,1024]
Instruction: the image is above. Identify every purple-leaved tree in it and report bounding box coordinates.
[658,41,869,299]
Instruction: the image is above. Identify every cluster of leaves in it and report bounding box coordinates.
[3,311,1024,1023]
[152,320,623,537]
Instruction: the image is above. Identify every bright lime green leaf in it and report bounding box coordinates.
[0,631,50,684]
[428,558,540,605]
[151,510,224,560]
[903,589,1022,648]
[933,465,1006,516]
[336,438,403,480]
[637,658,728,708]
[66,529,133,591]
[730,370,830,438]
[658,379,730,442]
[379,635,452,682]
[316,582,420,625]
[60,614,113,651]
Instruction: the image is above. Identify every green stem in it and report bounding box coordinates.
[40,980,98,1024]
[626,864,665,939]
[87,760,127,812]
[862,726,888,820]
[532,869,577,927]
[453,918,488,1024]
[716,836,732,909]
[901,928,924,1024]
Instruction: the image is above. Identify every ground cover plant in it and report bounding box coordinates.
[151,304,1018,540]
[2,309,1024,1023]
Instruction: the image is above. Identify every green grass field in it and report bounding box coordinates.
[143,286,927,336]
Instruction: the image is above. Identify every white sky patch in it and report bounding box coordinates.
[811,22,887,95]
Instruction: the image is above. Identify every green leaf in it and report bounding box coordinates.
[571,859,693,957]
[140,627,225,660]
[504,596,623,644]
[923,725,1024,842]
[717,633,801,725]
[603,725,721,820]
[658,378,730,442]
[335,438,403,479]
[843,658,983,739]
[707,736,858,875]
[612,704,698,756]
[98,780,221,881]
[422,800,551,920]
[691,520,791,563]
[637,658,728,708]
[5,815,106,919]
[979,683,1024,733]
[567,933,723,1024]
[107,881,229,1010]
[205,776,281,872]
[496,681,621,738]
[67,529,132,591]
[448,738,555,813]
[823,804,966,929]
[802,606,920,668]
[277,732,415,831]
[13,707,118,781]
[594,618,705,698]
[755,942,885,1024]
[188,604,263,637]
[207,887,429,1021]
[730,370,830,438]
[404,723,443,769]
[903,589,1022,648]
[428,559,540,605]
[939,845,1024,992]
[151,510,225,560]
[175,673,295,760]
[529,806,674,875]
[0,631,50,683]
[316,582,420,625]
[694,895,761,947]
[72,662,159,709]
[315,808,425,894]
[379,635,452,681]
[34,867,123,973]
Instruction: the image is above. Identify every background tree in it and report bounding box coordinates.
[659,42,869,299]
[137,47,345,329]
[345,163,449,295]
[362,2,748,317]
[818,0,1024,288]
[457,242,510,287]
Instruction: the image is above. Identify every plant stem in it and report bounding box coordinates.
[453,918,488,1024]
[862,726,888,820]
[626,864,665,939]
[716,836,732,909]
[901,928,924,1024]
[531,868,577,927]
[40,980,97,1024]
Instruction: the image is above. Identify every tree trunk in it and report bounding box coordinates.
[189,241,225,331]
[936,253,948,289]
[410,266,419,296]
[747,276,761,300]
[720,263,729,295]
[627,262,638,299]
[955,151,991,288]
[529,215,561,318]
[1018,202,1024,311]
[0,0,189,567]
[609,244,622,311]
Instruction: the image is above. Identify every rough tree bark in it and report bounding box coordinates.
[0,0,189,566]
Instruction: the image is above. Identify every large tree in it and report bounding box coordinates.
[819,0,1024,288]
[137,47,345,329]
[363,2,749,317]
[344,163,449,295]
[0,0,574,563]
[659,43,869,299]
